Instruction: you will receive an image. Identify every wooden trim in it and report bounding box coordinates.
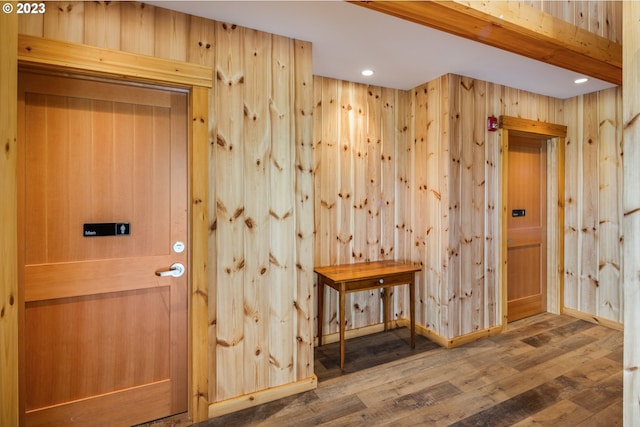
[444,325,504,348]
[1,7,19,427]
[18,34,213,88]
[499,128,509,329]
[500,116,567,138]
[500,116,566,328]
[189,86,210,423]
[17,36,213,424]
[208,376,318,418]
[413,321,449,348]
[556,137,565,316]
[563,307,624,332]
[408,319,502,349]
[351,0,621,85]
[318,317,503,351]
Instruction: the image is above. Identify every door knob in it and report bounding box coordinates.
[156,263,185,278]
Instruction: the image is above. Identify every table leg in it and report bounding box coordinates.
[382,287,390,331]
[317,276,324,347]
[409,279,416,349]
[339,283,346,370]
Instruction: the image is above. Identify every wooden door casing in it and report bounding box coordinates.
[19,72,188,426]
[506,133,547,322]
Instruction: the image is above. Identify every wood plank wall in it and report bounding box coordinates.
[411,76,450,334]
[623,1,640,423]
[534,0,621,43]
[1,6,19,427]
[18,1,315,405]
[525,1,624,328]
[414,75,566,339]
[313,71,623,338]
[313,77,411,336]
[564,88,624,324]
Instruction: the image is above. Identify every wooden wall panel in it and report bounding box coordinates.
[269,33,295,386]
[563,87,623,324]
[83,1,121,49]
[154,8,188,61]
[623,1,640,423]
[459,76,480,336]
[293,40,314,380]
[598,88,622,322]
[43,1,84,43]
[427,77,450,334]
[471,79,488,332]
[120,2,155,56]
[241,27,270,395]
[380,87,397,261]
[539,0,621,42]
[580,92,599,315]
[19,0,315,410]
[564,95,580,316]
[412,81,431,329]
[393,89,412,321]
[214,21,245,401]
[338,81,355,266]
[313,77,411,335]
[313,77,339,336]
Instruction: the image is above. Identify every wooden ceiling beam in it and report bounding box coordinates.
[351,1,622,86]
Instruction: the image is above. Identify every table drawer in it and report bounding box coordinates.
[343,272,415,292]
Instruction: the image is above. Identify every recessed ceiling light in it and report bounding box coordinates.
[574,77,589,84]
[361,69,374,77]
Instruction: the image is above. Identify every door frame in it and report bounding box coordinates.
[499,116,567,328]
[17,35,212,423]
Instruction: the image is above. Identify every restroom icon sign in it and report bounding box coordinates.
[83,222,131,237]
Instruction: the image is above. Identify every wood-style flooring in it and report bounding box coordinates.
[145,313,623,427]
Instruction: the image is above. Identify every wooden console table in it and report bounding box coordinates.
[315,260,422,369]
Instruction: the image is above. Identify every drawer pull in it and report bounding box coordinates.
[379,278,384,284]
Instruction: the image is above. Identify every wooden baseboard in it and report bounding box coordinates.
[208,376,317,419]
[315,323,389,346]
[317,318,504,349]
[562,307,624,331]
[444,325,504,348]
[393,318,503,349]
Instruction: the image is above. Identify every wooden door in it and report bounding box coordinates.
[18,72,188,426]
[506,132,547,322]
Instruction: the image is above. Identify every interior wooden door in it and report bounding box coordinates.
[506,132,547,322]
[18,72,188,426]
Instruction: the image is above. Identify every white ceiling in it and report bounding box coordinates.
[149,0,617,99]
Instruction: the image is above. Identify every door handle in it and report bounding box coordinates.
[156,263,185,278]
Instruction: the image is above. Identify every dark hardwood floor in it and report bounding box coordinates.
[145,313,623,427]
